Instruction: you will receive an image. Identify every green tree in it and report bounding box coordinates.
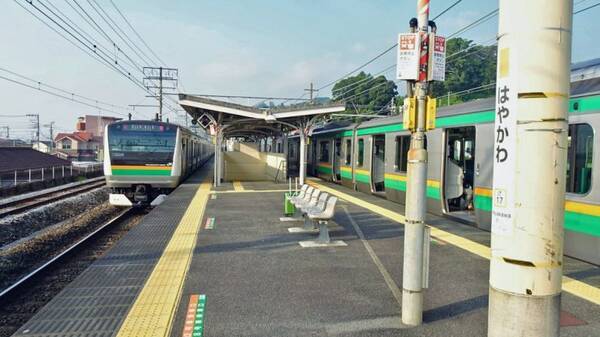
[332,71,397,113]
[431,38,497,105]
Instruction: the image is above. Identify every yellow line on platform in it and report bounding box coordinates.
[233,181,245,191]
[211,189,288,194]
[308,180,600,306]
[116,181,211,337]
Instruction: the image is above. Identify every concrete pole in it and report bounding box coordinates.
[299,128,306,185]
[214,132,219,187]
[218,133,224,185]
[401,0,430,326]
[488,1,572,337]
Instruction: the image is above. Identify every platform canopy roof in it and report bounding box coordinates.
[178,94,346,140]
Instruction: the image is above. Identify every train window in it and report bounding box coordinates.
[345,140,352,165]
[319,141,330,162]
[395,135,411,172]
[358,139,364,166]
[464,140,474,160]
[567,123,593,194]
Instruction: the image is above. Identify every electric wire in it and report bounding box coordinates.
[14,1,165,119]
[575,1,600,14]
[27,0,180,117]
[432,0,463,21]
[0,74,130,117]
[0,66,135,112]
[447,8,499,39]
[88,0,155,67]
[109,0,166,66]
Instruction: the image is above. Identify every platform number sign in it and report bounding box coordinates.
[491,48,517,236]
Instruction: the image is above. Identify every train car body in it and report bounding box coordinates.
[104,120,213,206]
[292,79,599,265]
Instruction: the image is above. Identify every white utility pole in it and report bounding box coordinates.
[401,0,431,326]
[488,1,572,337]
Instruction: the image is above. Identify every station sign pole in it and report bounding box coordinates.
[488,1,572,336]
[397,0,445,326]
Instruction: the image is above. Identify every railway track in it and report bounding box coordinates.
[0,207,137,308]
[0,177,106,218]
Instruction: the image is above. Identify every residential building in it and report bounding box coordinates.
[54,115,121,161]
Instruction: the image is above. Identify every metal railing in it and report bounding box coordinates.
[0,163,103,189]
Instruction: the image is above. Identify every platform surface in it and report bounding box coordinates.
[12,168,600,337]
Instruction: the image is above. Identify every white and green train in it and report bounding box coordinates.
[291,78,599,265]
[103,120,213,206]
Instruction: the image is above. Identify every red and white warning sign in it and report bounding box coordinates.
[396,33,420,80]
[428,35,446,82]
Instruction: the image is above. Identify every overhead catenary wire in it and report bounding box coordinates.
[0,74,131,117]
[109,0,166,66]
[87,0,155,67]
[432,0,463,21]
[313,0,468,96]
[19,0,180,118]
[0,67,136,113]
[575,1,600,14]
[447,8,499,39]
[43,0,139,71]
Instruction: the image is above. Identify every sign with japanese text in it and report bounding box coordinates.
[491,48,517,236]
[428,35,446,82]
[396,33,420,80]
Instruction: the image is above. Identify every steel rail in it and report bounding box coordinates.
[0,207,134,306]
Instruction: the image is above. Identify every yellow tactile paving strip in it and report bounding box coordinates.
[233,181,245,191]
[308,179,600,306]
[116,181,211,337]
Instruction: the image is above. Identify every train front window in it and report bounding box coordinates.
[108,123,177,165]
[567,123,593,194]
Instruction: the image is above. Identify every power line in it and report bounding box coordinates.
[178,93,311,101]
[574,1,600,14]
[339,80,397,103]
[0,66,135,113]
[87,0,155,66]
[432,0,463,21]
[0,74,131,117]
[447,8,499,39]
[314,1,467,95]
[18,0,179,117]
[13,1,141,89]
[45,0,139,71]
[317,43,397,91]
[109,0,166,66]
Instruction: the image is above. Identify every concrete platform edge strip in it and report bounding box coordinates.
[116,180,212,337]
[288,227,319,233]
[299,240,347,247]
[308,180,600,306]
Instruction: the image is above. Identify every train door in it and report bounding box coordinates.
[333,138,342,182]
[371,135,386,193]
[443,127,476,223]
[287,138,299,178]
[308,140,318,176]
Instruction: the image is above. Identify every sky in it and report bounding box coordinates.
[1,0,599,140]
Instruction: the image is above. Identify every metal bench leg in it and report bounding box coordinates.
[298,220,347,247]
[303,214,315,230]
[316,220,330,244]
